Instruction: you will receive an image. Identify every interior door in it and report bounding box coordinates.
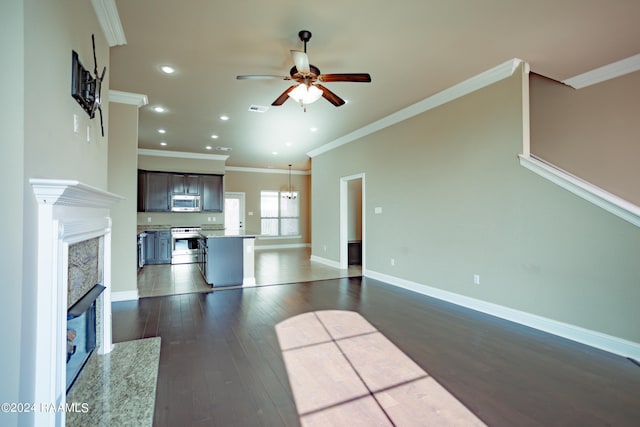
[224,192,246,230]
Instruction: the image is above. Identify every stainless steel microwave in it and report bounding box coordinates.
[171,195,201,212]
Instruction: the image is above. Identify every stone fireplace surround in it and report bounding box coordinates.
[31,179,122,426]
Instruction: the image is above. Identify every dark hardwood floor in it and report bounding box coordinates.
[112,277,640,426]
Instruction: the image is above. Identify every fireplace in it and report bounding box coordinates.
[66,284,105,391]
[31,179,122,426]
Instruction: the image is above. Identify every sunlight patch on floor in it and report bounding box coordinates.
[276,310,486,426]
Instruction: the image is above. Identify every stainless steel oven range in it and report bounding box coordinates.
[171,227,201,264]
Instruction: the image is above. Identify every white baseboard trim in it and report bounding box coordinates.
[111,290,139,302]
[365,269,640,361]
[310,255,342,269]
[255,243,311,250]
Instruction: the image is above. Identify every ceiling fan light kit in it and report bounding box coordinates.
[237,30,371,111]
[288,84,323,105]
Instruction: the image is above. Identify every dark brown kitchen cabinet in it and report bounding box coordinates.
[138,169,223,212]
[201,174,223,212]
[171,174,200,195]
[145,172,171,212]
[137,170,147,212]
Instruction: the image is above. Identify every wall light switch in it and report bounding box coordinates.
[73,114,79,133]
[374,207,382,214]
[248,212,254,216]
[147,217,151,223]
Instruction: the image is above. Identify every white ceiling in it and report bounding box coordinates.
[108,0,640,170]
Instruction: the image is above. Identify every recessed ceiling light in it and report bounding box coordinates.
[158,129,166,134]
[160,142,167,146]
[219,115,229,121]
[211,134,218,139]
[153,106,166,113]
[272,151,278,156]
[160,65,175,74]
[205,146,212,150]
[310,127,318,132]
[285,141,293,147]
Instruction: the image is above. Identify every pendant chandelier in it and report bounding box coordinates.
[283,164,297,200]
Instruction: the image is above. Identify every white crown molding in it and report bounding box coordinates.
[225,166,310,175]
[109,90,148,107]
[365,269,640,360]
[91,0,126,46]
[30,179,123,207]
[91,0,126,47]
[518,154,640,228]
[562,54,640,89]
[138,148,229,161]
[308,58,523,158]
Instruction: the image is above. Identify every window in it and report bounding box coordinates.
[260,191,299,236]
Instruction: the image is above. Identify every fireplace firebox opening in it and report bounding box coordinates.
[66,284,105,392]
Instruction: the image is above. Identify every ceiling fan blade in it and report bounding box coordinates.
[272,85,298,106]
[319,73,372,83]
[290,50,310,74]
[315,84,346,107]
[237,75,291,80]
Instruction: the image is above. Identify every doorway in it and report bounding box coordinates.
[339,174,364,270]
[224,192,246,230]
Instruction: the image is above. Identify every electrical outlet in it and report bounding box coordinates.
[474,274,480,285]
[147,217,151,223]
[323,245,327,252]
[391,258,395,266]
[73,114,79,133]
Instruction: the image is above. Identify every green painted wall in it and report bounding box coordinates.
[0,1,24,424]
[312,68,640,343]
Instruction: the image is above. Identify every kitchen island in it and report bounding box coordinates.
[197,229,256,287]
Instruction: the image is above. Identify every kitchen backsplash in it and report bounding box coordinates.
[137,212,224,228]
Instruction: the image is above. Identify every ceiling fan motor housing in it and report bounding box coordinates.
[290,64,321,80]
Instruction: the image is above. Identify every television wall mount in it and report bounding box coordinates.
[71,34,106,137]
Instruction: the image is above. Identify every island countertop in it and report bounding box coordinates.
[199,228,258,238]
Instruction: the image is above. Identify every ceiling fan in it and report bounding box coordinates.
[236,30,371,110]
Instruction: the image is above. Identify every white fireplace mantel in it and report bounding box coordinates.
[31,178,124,207]
[30,178,122,426]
